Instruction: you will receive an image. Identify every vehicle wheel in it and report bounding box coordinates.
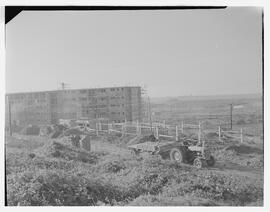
[193,158,203,169]
[206,155,215,167]
[170,148,183,163]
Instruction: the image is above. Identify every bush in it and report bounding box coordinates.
[6,134,264,206]
[7,170,129,206]
[161,171,263,206]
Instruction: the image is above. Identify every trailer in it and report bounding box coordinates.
[128,137,215,169]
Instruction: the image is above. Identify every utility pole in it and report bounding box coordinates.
[148,96,153,133]
[230,104,233,130]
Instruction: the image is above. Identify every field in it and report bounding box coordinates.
[151,94,262,131]
[5,94,264,206]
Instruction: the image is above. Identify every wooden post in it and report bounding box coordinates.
[230,104,233,130]
[176,125,179,141]
[218,126,221,142]
[99,122,102,131]
[240,128,243,143]
[122,123,125,136]
[155,126,159,139]
[181,121,184,134]
[108,123,111,134]
[198,121,201,144]
[136,120,140,135]
[202,139,205,156]
[148,97,153,133]
[96,123,99,136]
[163,120,166,128]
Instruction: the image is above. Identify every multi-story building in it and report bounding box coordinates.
[6,86,142,126]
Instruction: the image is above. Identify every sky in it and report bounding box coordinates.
[5,7,262,97]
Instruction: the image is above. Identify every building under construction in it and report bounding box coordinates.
[6,86,144,126]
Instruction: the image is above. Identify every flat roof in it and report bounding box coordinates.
[6,86,141,95]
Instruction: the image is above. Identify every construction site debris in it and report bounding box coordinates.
[50,124,67,138]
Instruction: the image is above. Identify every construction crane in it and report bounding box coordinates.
[58,82,70,90]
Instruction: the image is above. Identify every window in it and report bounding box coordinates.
[88,90,95,95]
[111,88,115,91]
[79,97,87,101]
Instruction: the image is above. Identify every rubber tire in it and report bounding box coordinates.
[193,158,203,169]
[170,148,183,163]
[206,155,215,167]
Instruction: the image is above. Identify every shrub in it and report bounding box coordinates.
[7,170,128,206]
[6,135,264,206]
[161,171,263,206]
[28,153,36,159]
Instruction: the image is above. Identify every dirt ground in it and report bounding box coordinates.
[5,132,264,206]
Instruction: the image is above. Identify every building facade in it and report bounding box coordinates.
[6,86,142,126]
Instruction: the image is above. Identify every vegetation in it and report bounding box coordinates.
[6,132,263,206]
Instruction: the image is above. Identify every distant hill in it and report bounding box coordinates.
[150,93,262,104]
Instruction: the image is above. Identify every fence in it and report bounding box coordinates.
[217,126,244,143]
[80,119,246,144]
[80,120,204,142]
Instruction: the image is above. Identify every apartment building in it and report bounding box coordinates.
[6,86,142,126]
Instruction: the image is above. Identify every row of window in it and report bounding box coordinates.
[78,96,125,101]
[111,112,125,115]
[83,110,125,115]
[9,93,47,100]
[79,87,126,94]
[113,120,126,123]
[9,94,129,106]
[82,104,125,108]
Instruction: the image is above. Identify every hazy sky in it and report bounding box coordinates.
[6,7,262,97]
